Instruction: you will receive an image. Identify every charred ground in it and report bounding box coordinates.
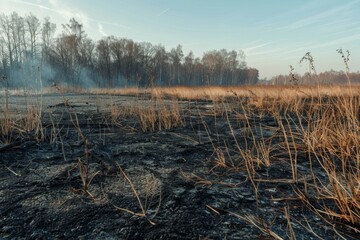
[0,91,359,239]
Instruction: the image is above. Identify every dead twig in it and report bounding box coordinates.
[4,165,21,176]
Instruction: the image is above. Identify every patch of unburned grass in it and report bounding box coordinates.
[99,84,359,237]
[90,84,360,100]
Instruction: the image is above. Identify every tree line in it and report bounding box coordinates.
[0,12,259,89]
[267,70,360,85]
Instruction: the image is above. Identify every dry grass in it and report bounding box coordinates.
[0,101,44,144]
[107,93,185,131]
[103,84,359,236]
[103,162,161,225]
[1,83,359,237]
[90,84,360,101]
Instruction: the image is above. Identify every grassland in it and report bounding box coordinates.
[0,84,359,239]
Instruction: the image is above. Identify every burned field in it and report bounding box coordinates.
[1,87,359,239]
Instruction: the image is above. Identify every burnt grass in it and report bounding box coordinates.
[0,93,359,239]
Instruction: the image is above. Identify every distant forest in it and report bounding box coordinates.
[267,70,360,85]
[0,12,259,89]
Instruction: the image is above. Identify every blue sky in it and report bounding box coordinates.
[1,0,360,79]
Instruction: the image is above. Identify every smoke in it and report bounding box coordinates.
[77,67,97,89]
[6,57,57,93]
[41,62,57,88]
[1,55,138,92]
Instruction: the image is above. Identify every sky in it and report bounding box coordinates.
[1,0,360,79]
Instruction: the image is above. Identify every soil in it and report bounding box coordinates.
[0,93,358,239]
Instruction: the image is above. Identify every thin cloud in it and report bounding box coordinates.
[313,33,360,48]
[48,0,91,29]
[5,0,130,30]
[157,8,170,17]
[285,33,360,54]
[243,42,271,54]
[97,23,107,37]
[94,19,130,29]
[329,26,360,38]
[248,48,284,57]
[6,0,53,11]
[272,0,360,32]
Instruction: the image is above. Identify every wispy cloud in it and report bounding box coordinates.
[52,0,131,29]
[270,0,360,32]
[6,0,130,30]
[6,0,53,11]
[243,42,272,54]
[285,33,360,54]
[97,23,107,37]
[157,8,170,17]
[48,0,91,27]
[248,48,285,57]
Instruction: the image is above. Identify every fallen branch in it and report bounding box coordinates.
[4,165,21,176]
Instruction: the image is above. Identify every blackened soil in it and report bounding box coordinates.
[0,94,358,239]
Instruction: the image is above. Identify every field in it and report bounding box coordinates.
[0,85,359,239]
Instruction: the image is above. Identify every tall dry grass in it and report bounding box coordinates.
[91,84,360,101]
[106,84,359,237]
[1,80,359,237]
[0,101,44,144]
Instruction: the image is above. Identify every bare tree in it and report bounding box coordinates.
[0,38,8,74]
[183,51,194,84]
[0,14,14,68]
[96,37,112,87]
[53,18,85,86]
[139,42,154,86]
[169,45,183,85]
[0,11,257,88]
[78,37,95,68]
[25,13,40,59]
[202,51,217,85]
[153,44,167,86]
[10,12,26,66]
[41,17,56,59]
[110,37,126,86]
[226,50,238,85]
